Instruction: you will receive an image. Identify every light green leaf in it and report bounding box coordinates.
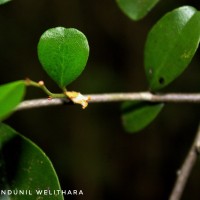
[0,123,64,200]
[122,101,164,133]
[38,27,90,88]
[0,81,26,121]
[145,6,200,91]
[0,0,11,5]
[116,0,159,21]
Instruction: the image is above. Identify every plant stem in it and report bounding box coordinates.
[17,92,200,111]
[25,79,65,98]
[16,90,200,199]
[87,93,200,103]
[20,80,200,198]
[169,123,200,200]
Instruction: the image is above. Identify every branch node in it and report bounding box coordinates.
[65,91,90,109]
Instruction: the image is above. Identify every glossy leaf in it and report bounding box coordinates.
[122,101,164,133]
[145,6,200,91]
[0,123,64,200]
[0,0,11,5]
[116,0,159,21]
[38,27,90,88]
[0,81,26,121]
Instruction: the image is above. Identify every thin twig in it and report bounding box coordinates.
[17,92,200,111]
[169,123,200,200]
[17,98,66,111]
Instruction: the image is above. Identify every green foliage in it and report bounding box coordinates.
[122,6,200,133]
[116,0,159,20]
[0,81,26,121]
[38,27,90,88]
[145,6,200,91]
[0,0,11,5]
[0,123,64,200]
[0,2,200,199]
[122,101,164,133]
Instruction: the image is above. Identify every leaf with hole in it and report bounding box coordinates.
[144,6,200,91]
[116,0,159,21]
[0,81,26,121]
[122,101,164,133]
[0,123,64,200]
[38,27,90,88]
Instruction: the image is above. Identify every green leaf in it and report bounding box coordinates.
[122,101,164,133]
[145,6,200,91]
[0,123,64,200]
[0,81,26,121]
[116,0,159,21]
[0,0,11,5]
[38,27,90,88]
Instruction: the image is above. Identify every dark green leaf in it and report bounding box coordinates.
[0,0,11,5]
[38,27,90,88]
[122,101,164,133]
[0,81,26,121]
[116,0,159,21]
[145,6,200,91]
[0,123,64,200]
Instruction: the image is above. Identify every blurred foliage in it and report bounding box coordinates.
[0,80,25,121]
[0,0,11,5]
[0,123,64,200]
[122,101,164,133]
[116,0,159,20]
[1,0,200,200]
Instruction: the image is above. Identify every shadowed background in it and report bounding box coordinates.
[1,0,200,199]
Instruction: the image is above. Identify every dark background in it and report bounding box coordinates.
[1,0,200,199]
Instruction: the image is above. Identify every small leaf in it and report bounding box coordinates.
[0,81,26,121]
[145,6,200,91]
[0,0,11,5]
[38,27,90,88]
[122,101,164,133]
[0,123,64,200]
[116,0,159,21]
